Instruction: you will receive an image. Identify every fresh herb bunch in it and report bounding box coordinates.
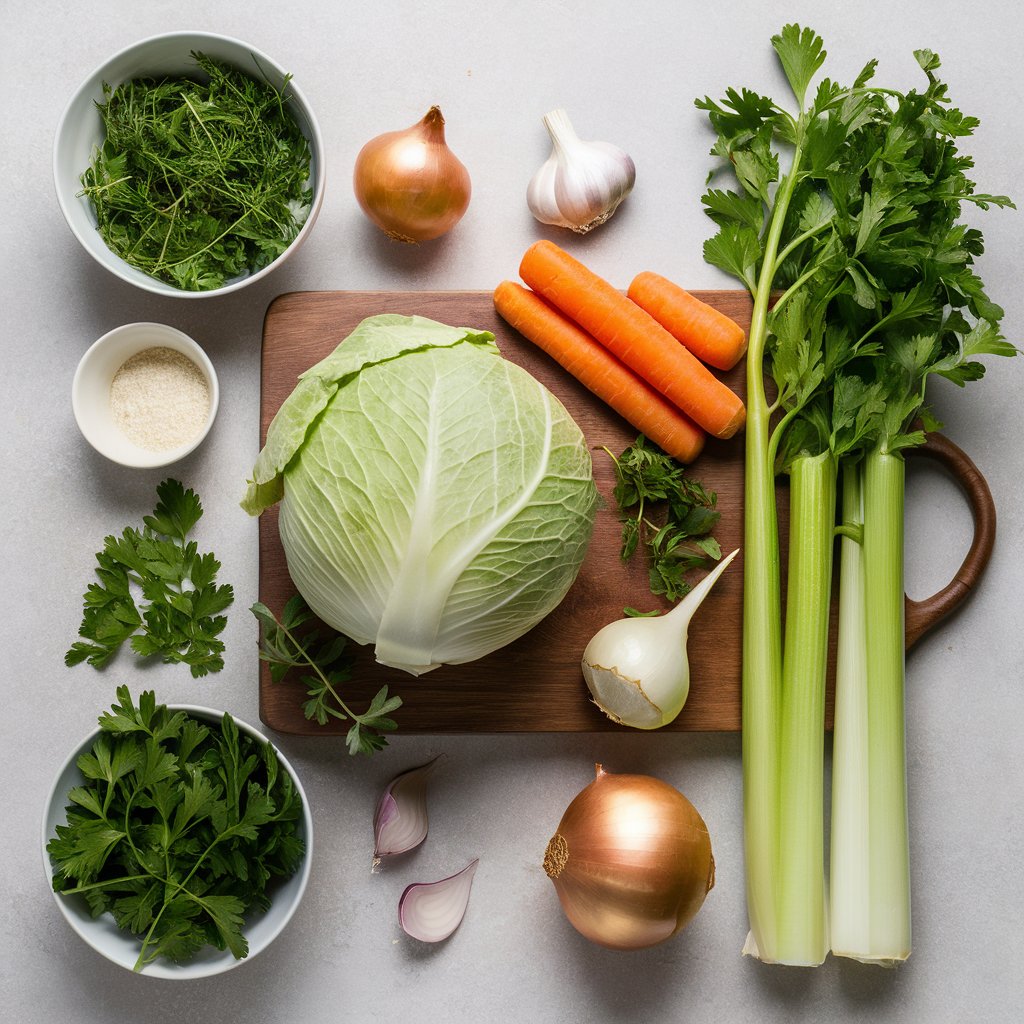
[47,687,305,971]
[252,596,402,756]
[66,479,234,677]
[80,52,312,291]
[604,436,721,604]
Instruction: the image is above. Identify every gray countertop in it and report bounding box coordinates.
[4,2,1022,1021]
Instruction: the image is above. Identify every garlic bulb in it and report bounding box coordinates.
[526,109,635,234]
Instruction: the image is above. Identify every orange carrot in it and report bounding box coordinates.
[628,271,748,371]
[518,240,746,439]
[494,281,706,463]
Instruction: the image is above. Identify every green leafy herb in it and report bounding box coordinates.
[604,436,721,605]
[252,596,402,756]
[80,52,312,291]
[66,480,233,677]
[47,687,305,970]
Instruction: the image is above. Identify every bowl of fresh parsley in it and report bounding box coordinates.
[42,688,313,977]
[53,31,325,297]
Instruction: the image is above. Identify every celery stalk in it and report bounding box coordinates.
[830,461,872,957]
[862,449,911,962]
[830,452,911,964]
[775,451,835,964]
[739,146,805,962]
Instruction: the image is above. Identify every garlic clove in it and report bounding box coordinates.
[527,108,636,234]
[373,755,443,859]
[526,154,563,228]
[398,860,479,943]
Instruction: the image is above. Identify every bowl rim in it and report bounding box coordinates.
[41,702,314,979]
[71,321,221,469]
[53,29,326,299]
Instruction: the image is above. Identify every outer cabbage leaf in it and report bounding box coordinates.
[242,315,498,516]
[244,315,597,675]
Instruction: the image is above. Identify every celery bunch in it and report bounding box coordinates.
[698,25,1015,964]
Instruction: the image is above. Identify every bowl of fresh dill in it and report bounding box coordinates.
[54,31,325,297]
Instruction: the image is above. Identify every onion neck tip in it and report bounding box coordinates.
[419,105,447,139]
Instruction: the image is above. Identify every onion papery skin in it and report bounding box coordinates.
[543,766,715,950]
[353,106,471,243]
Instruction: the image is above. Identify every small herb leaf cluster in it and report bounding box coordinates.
[66,480,234,677]
[80,52,312,291]
[47,687,305,971]
[252,596,402,756]
[605,436,721,606]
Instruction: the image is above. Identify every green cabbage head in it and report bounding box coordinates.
[243,314,598,676]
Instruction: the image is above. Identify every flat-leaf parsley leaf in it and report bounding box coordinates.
[66,480,234,677]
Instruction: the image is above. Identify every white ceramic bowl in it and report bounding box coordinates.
[72,321,220,468]
[54,31,325,298]
[42,704,313,979]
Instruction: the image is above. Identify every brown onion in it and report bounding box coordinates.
[543,765,715,950]
[353,106,471,243]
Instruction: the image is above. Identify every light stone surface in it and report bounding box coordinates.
[3,2,1022,1021]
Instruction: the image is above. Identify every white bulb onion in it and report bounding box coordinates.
[582,549,738,729]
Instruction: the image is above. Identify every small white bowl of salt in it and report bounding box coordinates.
[73,323,219,468]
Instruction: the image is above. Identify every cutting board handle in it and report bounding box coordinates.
[904,431,996,649]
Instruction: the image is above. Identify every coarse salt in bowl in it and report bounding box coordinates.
[72,322,219,468]
[53,31,325,298]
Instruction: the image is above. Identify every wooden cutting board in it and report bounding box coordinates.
[257,290,993,735]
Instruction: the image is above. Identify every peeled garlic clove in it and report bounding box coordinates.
[527,108,635,234]
[582,549,739,729]
[399,860,479,942]
[373,755,442,858]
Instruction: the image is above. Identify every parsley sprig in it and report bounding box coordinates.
[605,436,722,605]
[66,480,234,677]
[47,687,305,970]
[80,52,312,291]
[252,596,402,756]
